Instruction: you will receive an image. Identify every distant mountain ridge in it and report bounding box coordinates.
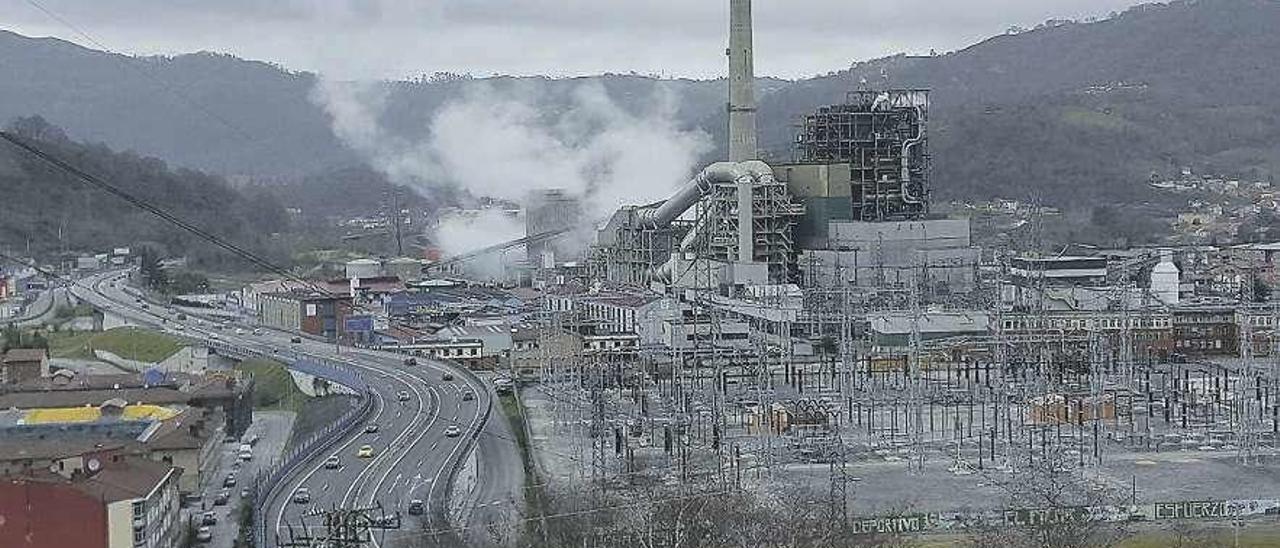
[1,0,1277,208]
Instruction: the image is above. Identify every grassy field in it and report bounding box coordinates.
[88,327,184,362]
[46,330,98,360]
[908,522,1280,547]
[1119,524,1280,548]
[500,391,551,542]
[236,358,308,412]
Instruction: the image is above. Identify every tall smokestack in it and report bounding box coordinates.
[728,0,757,162]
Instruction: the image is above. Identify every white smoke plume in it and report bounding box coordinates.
[311,79,713,265]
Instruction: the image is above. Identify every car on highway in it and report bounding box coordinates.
[292,487,311,504]
[462,390,475,401]
[357,445,375,458]
[235,328,245,335]
[444,425,462,437]
[324,455,341,469]
[223,472,236,487]
[201,511,217,526]
[397,390,410,402]
[403,357,417,366]
[213,489,230,506]
[408,499,425,515]
[442,371,454,381]
[196,526,213,543]
[364,423,379,434]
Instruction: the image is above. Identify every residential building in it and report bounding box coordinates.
[0,453,182,548]
[2,348,48,385]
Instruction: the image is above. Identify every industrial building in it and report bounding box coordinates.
[526,189,584,269]
[257,290,352,340]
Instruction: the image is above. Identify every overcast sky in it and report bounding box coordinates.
[3,0,1148,81]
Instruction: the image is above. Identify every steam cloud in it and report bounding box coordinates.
[311,79,713,273]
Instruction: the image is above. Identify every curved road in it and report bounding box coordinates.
[71,270,523,547]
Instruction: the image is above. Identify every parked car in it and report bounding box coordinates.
[462,390,475,402]
[441,372,454,382]
[290,336,302,344]
[292,488,311,504]
[196,526,213,543]
[201,512,217,526]
[493,377,514,395]
[213,489,230,506]
[403,357,417,366]
[222,473,237,488]
[253,328,263,335]
[445,425,462,438]
[408,499,425,515]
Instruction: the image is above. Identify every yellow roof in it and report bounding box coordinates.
[23,404,180,425]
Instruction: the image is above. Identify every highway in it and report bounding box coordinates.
[70,269,524,547]
[7,285,71,327]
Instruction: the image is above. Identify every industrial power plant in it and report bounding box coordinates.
[407,0,1280,536]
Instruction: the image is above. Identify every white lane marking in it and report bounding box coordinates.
[425,372,487,521]
[366,384,442,507]
[343,375,423,507]
[274,386,386,537]
[352,367,435,508]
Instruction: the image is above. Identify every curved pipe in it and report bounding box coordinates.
[652,161,777,282]
[900,105,926,205]
[636,162,747,230]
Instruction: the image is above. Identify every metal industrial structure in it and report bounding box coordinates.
[592,0,803,287]
[431,0,1280,540]
[796,89,931,222]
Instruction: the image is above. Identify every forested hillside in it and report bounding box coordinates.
[754,0,1280,204]
[0,116,287,266]
[1,0,1278,210]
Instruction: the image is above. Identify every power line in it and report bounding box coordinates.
[0,132,335,297]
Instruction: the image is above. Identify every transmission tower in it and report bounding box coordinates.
[277,503,400,548]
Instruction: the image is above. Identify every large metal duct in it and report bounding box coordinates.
[636,162,746,230]
[652,160,777,282]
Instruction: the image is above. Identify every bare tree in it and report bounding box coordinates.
[967,452,1130,548]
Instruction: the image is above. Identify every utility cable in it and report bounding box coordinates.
[0,132,335,298]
